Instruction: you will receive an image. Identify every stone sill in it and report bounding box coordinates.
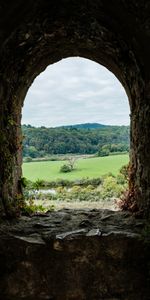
[0,209,149,300]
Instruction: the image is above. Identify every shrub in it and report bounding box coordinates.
[57,179,72,186]
[60,164,71,173]
[32,179,45,190]
[119,163,129,182]
[71,186,81,193]
[73,177,102,187]
[100,176,125,200]
[86,185,95,191]
[116,174,126,185]
[21,199,55,215]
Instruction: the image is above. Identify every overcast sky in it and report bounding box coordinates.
[22,57,130,127]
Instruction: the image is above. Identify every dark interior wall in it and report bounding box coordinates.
[0,0,150,215]
[0,210,149,300]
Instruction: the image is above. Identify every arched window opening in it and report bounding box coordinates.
[21,57,130,212]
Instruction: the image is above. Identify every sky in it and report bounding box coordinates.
[22,57,130,127]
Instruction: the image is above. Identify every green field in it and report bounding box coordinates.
[23,154,129,181]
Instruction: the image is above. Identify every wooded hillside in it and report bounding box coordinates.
[22,124,130,158]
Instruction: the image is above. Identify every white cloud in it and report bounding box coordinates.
[22,57,130,127]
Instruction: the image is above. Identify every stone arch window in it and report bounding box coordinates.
[0,1,149,216]
[22,57,129,210]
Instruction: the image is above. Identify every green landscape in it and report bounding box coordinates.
[23,154,129,181]
[21,123,130,212]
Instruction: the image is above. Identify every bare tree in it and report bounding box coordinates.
[67,156,78,170]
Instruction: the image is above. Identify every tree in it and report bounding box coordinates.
[98,145,110,157]
[67,156,77,170]
[60,156,78,173]
[27,146,38,158]
[22,124,130,157]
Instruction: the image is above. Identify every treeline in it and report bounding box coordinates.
[22,124,130,158]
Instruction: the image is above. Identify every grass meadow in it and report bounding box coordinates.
[23,154,129,181]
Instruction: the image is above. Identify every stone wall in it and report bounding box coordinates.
[0,2,150,299]
[0,209,149,299]
[0,2,150,213]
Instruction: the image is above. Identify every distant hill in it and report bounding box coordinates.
[22,123,130,158]
[59,123,110,129]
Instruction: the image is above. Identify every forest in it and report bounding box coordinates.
[22,123,130,158]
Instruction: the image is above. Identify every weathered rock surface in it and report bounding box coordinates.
[0,209,149,299]
[1,0,150,215]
